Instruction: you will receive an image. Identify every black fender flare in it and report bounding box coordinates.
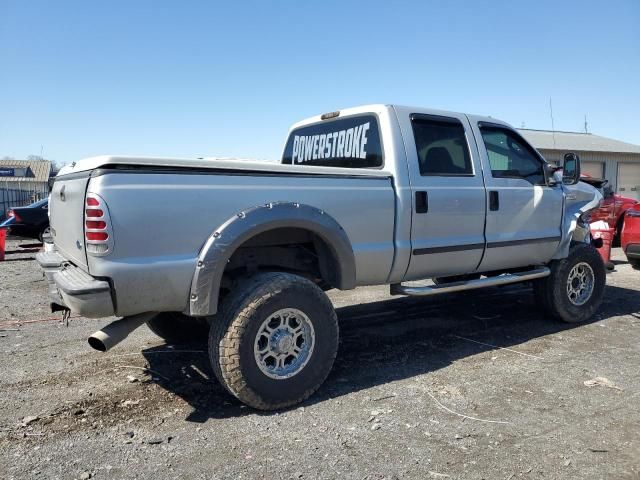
[188,202,356,316]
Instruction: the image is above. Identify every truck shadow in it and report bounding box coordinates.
[141,283,640,422]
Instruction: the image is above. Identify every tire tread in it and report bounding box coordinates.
[209,272,338,410]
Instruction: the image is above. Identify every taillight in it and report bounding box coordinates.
[85,194,112,255]
[7,209,21,222]
[86,220,106,229]
[86,231,109,241]
[85,209,104,218]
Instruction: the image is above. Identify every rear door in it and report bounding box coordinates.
[469,120,564,271]
[397,110,487,280]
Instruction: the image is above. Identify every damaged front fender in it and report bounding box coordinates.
[552,181,603,260]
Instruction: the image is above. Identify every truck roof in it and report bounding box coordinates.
[288,104,508,131]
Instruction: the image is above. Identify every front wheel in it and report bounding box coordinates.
[534,243,606,323]
[209,272,338,410]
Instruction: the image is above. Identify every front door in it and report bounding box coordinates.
[469,120,564,271]
[400,112,487,281]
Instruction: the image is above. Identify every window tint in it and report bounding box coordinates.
[281,114,383,168]
[411,116,472,176]
[480,126,545,184]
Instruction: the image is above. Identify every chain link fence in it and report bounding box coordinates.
[0,181,49,221]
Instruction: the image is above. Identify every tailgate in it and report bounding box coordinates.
[50,174,90,270]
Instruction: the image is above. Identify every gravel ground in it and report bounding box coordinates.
[1,237,639,480]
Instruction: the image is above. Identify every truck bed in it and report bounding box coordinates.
[50,160,397,317]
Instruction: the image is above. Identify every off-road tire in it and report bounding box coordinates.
[147,312,209,344]
[534,243,605,323]
[209,272,338,410]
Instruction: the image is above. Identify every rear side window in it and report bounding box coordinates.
[282,114,383,168]
[411,115,473,176]
[480,126,545,185]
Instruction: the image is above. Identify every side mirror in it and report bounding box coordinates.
[562,152,581,185]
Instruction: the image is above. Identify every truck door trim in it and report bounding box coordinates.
[487,235,561,249]
[413,243,484,255]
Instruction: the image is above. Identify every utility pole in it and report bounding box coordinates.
[549,98,556,148]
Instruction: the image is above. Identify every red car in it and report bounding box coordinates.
[621,204,640,269]
[580,175,638,243]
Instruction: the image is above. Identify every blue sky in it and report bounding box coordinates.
[1,0,639,164]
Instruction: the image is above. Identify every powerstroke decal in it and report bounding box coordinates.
[282,115,383,168]
[291,122,370,163]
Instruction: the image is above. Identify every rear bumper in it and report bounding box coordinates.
[36,250,115,318]
[625,243,640,260]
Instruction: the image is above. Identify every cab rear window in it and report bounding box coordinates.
[282,115,383,168]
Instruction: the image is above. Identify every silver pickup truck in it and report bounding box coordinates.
[38,104,604,410]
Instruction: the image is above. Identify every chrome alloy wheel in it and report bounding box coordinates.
[566,262,595,306]
[254,308,315,380]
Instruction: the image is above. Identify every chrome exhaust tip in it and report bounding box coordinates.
[88,312,156,352]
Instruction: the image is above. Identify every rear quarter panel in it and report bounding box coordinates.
[87,171,396,316]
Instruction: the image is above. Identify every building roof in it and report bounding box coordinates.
[517,129,640,155]
[0,159,52,182]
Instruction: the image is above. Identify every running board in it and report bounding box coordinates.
[390,267,550,297]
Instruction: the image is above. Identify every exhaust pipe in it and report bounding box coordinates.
[88,312,156,352]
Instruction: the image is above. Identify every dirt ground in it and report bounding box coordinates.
[1,237,639,480]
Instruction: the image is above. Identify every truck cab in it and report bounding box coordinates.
[282,105,599,282]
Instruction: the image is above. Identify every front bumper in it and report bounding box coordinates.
[36,250,115,318]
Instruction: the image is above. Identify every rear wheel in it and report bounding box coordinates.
[147,312,209,344]
[534,243,605,323]
[209,272,338,410]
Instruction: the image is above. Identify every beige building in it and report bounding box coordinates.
[518,129,640,201]
[0,159,52,218]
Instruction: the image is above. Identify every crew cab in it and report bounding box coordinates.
[38,104,605,410]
